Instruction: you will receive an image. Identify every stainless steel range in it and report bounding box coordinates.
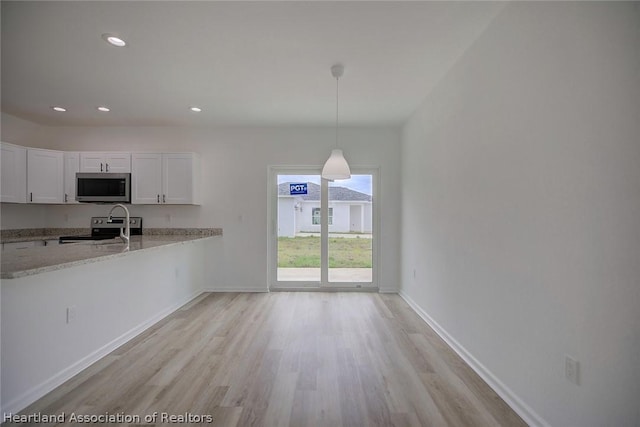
[59,216,143,244]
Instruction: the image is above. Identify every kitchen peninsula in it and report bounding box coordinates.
[1,228,222,415]
[1,228,222,279]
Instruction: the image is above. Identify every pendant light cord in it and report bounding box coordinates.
[335,74,339,149]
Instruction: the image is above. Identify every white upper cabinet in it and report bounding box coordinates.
[79,152,103,172]
[27,148,64,204]
[104,153,131,173]
[63,152,80,203]
[163,153,201,205]
[2,144,199,206]
[80,152,131,173]
[1,142,27,203]
[131,153,163,204]
[132,152,200,205]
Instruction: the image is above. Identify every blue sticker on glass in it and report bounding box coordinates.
[289,183,308,195]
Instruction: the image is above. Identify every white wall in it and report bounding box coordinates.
[277,197,296,237]
[329,203,350,233]
[0,123,401,291]
[0,113,50,149]
[401,2,640,427]
[363,203,372,232]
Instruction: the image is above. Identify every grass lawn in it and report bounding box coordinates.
[278,236,372,268]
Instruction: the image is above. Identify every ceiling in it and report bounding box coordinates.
[1,1,504,127]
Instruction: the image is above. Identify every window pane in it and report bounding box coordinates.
[328,175,373,283]
[277,175,321,282]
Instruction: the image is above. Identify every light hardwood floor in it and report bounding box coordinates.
[7,293,526,426]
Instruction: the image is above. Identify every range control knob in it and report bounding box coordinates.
[130,219,136,224]
[93,219,99,224]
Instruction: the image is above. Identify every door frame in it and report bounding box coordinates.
[267,165,380,291]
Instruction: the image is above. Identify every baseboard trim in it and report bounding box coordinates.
[270,286,379,292]
[2,290,204,415]
[398,291,550,427]
[202,287,268,292]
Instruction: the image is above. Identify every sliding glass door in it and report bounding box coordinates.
[268,167,376,289]
[276,173,322,283]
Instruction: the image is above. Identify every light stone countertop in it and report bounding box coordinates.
[1,233,221,279]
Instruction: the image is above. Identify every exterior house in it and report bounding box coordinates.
[278,182,372,237]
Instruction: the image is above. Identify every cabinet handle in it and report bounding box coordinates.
[30,192,33,202]
[65,193,68,203]
[157,194,160,203]
[163,194,166,203]
[106,163,109,172]
[100,163,103,172]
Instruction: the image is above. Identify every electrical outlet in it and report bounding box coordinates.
[66,306,77,324]
[565,355,579,385]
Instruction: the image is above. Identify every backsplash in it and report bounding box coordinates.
[144,228,222,236]
[1,203,207,229]
[1,228,89,243]
[0,204,47,229]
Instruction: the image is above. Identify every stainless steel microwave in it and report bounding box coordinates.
[76,173,131,203]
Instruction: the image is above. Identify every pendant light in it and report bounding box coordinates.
[322,64,351,181]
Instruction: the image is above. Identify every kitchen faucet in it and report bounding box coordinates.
[107,203,130,247]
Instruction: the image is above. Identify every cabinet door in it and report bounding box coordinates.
[1,142,27,203]
[27,149,64,203]
[63,152,80,203]
[80,153,131,173]
[80,152,105,172]
[163,153,195,204]
[131,153,162,204]
[104,153,131,173]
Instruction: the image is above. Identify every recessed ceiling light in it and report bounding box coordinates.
[97,106,110,112]
[102,33,126,47]
[190,107,202,112]
[51,106,66,112]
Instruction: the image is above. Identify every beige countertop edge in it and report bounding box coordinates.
[1,235,219,280]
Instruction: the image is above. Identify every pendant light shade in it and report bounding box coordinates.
[322,149,351,180]
[322,64,351,181]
